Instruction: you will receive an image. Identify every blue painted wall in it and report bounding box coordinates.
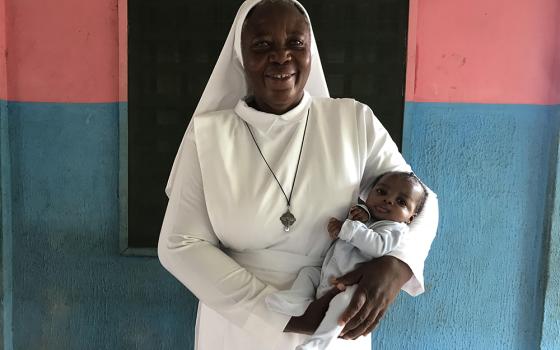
[1,101,559,349]
[4,102,198,349]
[372,102,559,350]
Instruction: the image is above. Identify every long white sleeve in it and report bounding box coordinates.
[157,129,290,342]
[338,220,409,258]
[356,101,439,296]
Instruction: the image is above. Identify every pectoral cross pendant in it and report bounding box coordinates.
[280,208,296,232]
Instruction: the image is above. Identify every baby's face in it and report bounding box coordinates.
[365,174,424,223]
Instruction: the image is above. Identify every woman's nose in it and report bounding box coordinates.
[383,198,394,205]
[270,48,291,64]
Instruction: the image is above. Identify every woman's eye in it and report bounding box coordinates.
[252,41,270,49]
[290,39,304,47]
[397,199,407,207]
[376,189,385,195]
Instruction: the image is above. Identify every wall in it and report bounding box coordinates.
[373,0,559,349]
[0,0,558,350]
[1,0,196,349]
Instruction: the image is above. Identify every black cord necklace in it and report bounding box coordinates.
[244,109,310,232]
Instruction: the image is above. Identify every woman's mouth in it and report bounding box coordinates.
[266,73,296,80]
[264,72,297,89]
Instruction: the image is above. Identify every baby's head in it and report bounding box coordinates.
[365,172,427,224]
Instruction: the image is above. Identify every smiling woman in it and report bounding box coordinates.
[157,0,438,349]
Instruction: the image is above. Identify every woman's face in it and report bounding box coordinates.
[241,1,311,115]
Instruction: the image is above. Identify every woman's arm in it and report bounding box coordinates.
[158,129,290,342]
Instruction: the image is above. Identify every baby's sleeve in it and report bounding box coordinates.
[338,220,409,257]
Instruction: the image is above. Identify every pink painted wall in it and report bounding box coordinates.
[0,0,7,100]
[2,0,558,105]
[4,0,119,103]
[406,0,560,105]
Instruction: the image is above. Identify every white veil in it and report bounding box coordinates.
[166,0,330,194]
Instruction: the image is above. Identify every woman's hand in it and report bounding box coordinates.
[284,287,342,334]
[331,256,412,339]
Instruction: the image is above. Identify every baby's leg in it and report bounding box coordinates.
[296,285,358,350]
[265,266,320,317]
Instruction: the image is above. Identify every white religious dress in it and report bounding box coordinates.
[158,92,438,350]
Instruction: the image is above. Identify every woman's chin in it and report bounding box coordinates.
[259,91,303,114]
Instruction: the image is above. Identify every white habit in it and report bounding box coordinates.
[158,93,438,350]
[158,1,438,349]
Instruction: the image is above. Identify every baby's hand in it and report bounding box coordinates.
[329,277,347,291]
[327,218,343,240]
[348,205,369,223]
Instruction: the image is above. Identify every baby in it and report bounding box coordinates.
[266,171,428,350]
